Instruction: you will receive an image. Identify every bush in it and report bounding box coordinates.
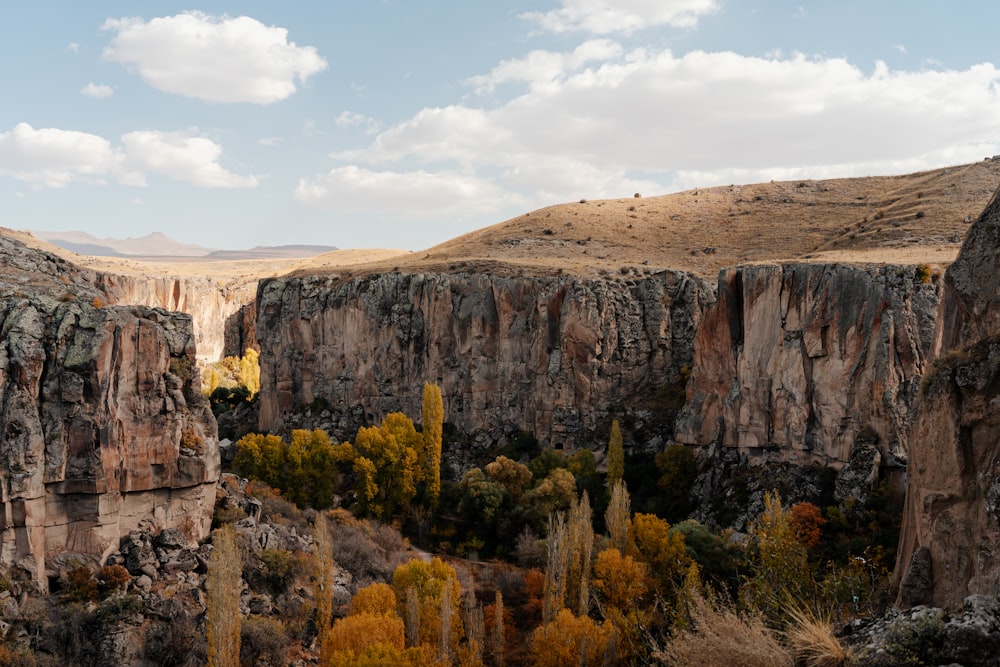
[98,564,131,597]
[240,616,289,667]
[65,565,98,602]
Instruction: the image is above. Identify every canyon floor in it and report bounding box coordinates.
[10,158,1000,283]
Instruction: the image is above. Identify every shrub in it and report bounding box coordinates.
[240,616,289,667]
[659,591,792,667]
[65,565,99,602]
[784,606,849,667]
[915,263,932,284]
[98,564,131,597]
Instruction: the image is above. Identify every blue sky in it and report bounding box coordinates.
[1,1,999,251]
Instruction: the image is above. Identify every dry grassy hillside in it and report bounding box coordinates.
[301,159,1000,281]
[7,159,1000,283]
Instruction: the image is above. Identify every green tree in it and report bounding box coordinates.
[607,419,624,489]
[485,456,532,502]
[206,525,242,667]
[420,383,444,507]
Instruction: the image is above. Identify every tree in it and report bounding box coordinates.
[489,591,505,667]
[789,501,827,550]
[593,548,649,611]
[351,582,398,616]
[392,558,464,651]
[485,456,532,502]
[605,480,631,554]
[630,512,688,588]
[421,383,444,507]
[239,348,260,397]
[655,444,698,520]
[206,525,242,667]
[542,513,569,623]
[315,516,336,664]
[353,413,421,519]
[529,609,613,667]
[606,419,624,489]
[565,492,594,616]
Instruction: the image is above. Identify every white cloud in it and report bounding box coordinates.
[68,42,80,54]
[894,44,907,54]
[467,39,623,93]
[0,123,257,189]
[295,166,519,218]
[0,123,124,188]
[313,47,1000,211]
[101,12,327,104]
[258,137,281,147]
[335,111,381,134]
[121,130,259,188]
[521,0,718,35]
[81,82,114,98]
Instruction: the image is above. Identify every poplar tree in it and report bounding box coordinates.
[491,591,505,667]
[421,383,444,507]
[605,480,631,555]
[314,515,336,664]
[607,419,624,489]
[206,525,242,667]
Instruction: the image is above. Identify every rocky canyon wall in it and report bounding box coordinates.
[0,234,219,586]
[674,263,940,469]
[256,270,711,451]
[95,273,257,363]
[894,186,1000,609]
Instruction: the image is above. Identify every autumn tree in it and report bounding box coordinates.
[353,413,421,519]
[421,383,444,507]
[239,348,260,397]
[565,492,594,616]
[529,609,613,667]
[315,516,336,664]
[742,491,815,621]
[542,513,569,623]
[206,525,242,667]
[789,501,827,550]
[605,480,631,554]
[485,456,532,502]
[594,548,650,662]
[351,582,398,616]
[606,419,624,489]
[630,512,688,589]
[489,591,505,667]
[392,557,464,652]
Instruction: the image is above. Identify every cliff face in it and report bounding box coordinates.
[895,187,1000,609]
[257,270,711,449]
[0,235,219,585]
[674,263,939,468]
[95,273,258,363]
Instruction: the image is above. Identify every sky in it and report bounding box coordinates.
[1,2,999,251]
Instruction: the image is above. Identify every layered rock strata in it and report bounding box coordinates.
[0,234,219,586]
[675,263,940,468]
[257,270,711,449]
[895,186,1000,608]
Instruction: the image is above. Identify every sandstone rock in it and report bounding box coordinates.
[0,233,220,588]
[256,270,710,450]
[894,186,1000,609]
[675,263,939,469]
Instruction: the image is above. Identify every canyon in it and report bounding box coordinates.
[2,161,1000,612]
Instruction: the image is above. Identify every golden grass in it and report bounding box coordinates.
[658,592,792,667]
[784,606,850,667]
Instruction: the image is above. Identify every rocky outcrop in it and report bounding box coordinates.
[256,270,711,451]
[0,234,219,587]
[894,186,1000,609]
[96,273,257,363]
[675,263,939,468]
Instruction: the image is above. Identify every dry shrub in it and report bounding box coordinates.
[659,592,792,667]
[784,606,849,667]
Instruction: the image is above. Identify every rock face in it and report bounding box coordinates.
[256,270,710,450]
[96,273,258,363]
[675,263,939,468]
[0,234,219,587]
[894,186,1000,609]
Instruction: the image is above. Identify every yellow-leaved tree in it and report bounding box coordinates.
[392,557,464,654]
[352,413,421,519]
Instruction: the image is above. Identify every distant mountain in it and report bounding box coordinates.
[206,245,338,260]
[32,230,215,257]
[28,231,337,260]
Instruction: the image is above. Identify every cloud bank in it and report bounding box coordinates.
[0,123,258,189]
